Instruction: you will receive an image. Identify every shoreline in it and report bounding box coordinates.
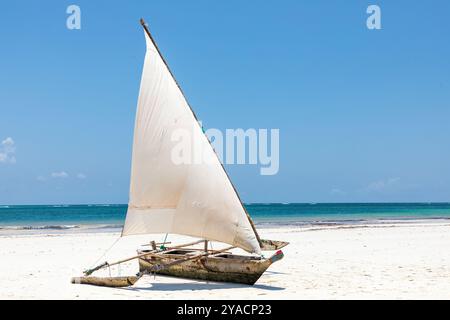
[1,217,450,237]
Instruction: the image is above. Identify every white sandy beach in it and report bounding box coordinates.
[1,221,450,300]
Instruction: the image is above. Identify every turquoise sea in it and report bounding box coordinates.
[1,203,450,233]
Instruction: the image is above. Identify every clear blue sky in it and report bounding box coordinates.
[1,1,449,204]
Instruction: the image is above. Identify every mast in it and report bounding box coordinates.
[139,19,262,246]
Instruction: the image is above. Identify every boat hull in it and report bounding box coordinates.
[138,249,283,285]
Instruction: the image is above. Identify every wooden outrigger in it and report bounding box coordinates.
[72,240,287,287]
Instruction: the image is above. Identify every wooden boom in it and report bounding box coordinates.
[72,245,236,287]
[83,239,211,276]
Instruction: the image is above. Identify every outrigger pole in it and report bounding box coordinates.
[71,245,236,288]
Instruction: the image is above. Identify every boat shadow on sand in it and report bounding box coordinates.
[125,279,285,292]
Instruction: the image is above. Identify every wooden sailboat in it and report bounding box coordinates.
[71,19,288,288]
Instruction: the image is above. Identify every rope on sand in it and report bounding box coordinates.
[87,236,121,270]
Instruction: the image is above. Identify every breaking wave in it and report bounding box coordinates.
[0,225,80,231]
[0,224,123,231]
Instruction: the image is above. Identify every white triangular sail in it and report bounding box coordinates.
[122,26,261,254]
